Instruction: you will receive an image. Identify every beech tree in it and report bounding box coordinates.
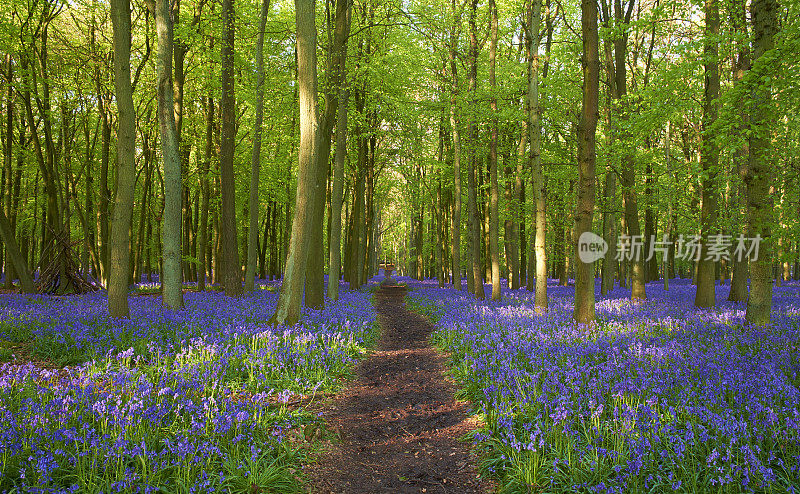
[573,0,598,324]
[219,0,241,297]
[745,0,777,325]
[695,0,720,308]
[245,0,271,293]
[107,0,137,316]
[527,0,547,311]
[271,0,321,325]
[0,0,794,326]
[154,0,184,310]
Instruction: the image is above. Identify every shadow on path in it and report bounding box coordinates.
[306,285,489,493]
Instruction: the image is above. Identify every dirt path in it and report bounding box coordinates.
[306,285,489,494]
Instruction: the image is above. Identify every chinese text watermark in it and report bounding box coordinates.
[577,233,762,263]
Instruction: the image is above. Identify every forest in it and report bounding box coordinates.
[0,0,798,491]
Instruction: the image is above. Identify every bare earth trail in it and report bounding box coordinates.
[306,285,490,493]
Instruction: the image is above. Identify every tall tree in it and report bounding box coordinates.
[271,0,321,325]
[600,1,617,298]
[695,0,720,308]
[488,0,500,301]
[449,0,463,291]
[325,0,353,301]
[327,88,349,300]
[3,55,16,290]
[153,0,184,309]
[245,0,271,292]
[745,0,777,325]
[614,0,645,301]
[198,93,213,291]
[527,0,547,311]
[219,0,241,297]
[306,0,351,307]
[108,0,138,316]
[728,0,750,302]
[466,0,483,300]
[573,0,598,324]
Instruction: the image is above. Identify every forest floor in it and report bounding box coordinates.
[306,285,491,494]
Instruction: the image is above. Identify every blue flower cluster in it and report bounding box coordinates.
[0,284,378,493]
[408,278,800,493]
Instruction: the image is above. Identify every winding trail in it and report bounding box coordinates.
[306,285,489,493]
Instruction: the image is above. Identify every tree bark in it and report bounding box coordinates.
[245,0,271,292]
[600,7,616,296]
[449,0,462,291]
[220,0,241,297]
[327,87,349,300]
[488,0,500,301]
[510,123,526,290]
[349,170,364,288]
[644,161,656,282]
[745,0,777,325]
[0,209,34,293]
[728,0,750,302]
[154,0,185,309]
[307,0,351,306]
[3,55,14,289]
[465,0,484,300]
[613,0,645,301]
[527,0,547,310]
[198,95,213,291]
[98,95,111,285]
[695,0,720,308]
[271,0,321,325]
[663,121,672,290]
[573,0,598,324]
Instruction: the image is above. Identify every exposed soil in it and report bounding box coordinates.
[306,285,491,494]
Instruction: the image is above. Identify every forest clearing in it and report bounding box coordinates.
[0,0,799,491]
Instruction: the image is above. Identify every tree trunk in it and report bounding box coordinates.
[306,0,351,306]
[358,171,369,284]
[574,0,598,324]
[260,202,269,279]
[511,123,526,290]
[270,199,279,279]
[663,121,672,290]
[3,55,14,289]
[449,2,462,291]
[245,0,271,292]
[155,0,184,309]
[196,97,212,290]
[744,0,776,325]
[327,87,349,300]
[527,0,547,310]
[728,0,750,302]
[98,96,111,286]
[271,0,321,325]
[220,0,241,297]
[644,161,656,282]
[599,11,616,296]
[91,6,111,286]
[600,166,617,295]
[415,200,424,280]
[488,0,501,301]
[198,95,213,291]
[0,209,34,293]
[613,0,645,301]
[465,0,483,300]
[695,0,720,309]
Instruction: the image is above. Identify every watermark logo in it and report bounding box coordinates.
[577,233,762,263]
[578,231,608,263]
